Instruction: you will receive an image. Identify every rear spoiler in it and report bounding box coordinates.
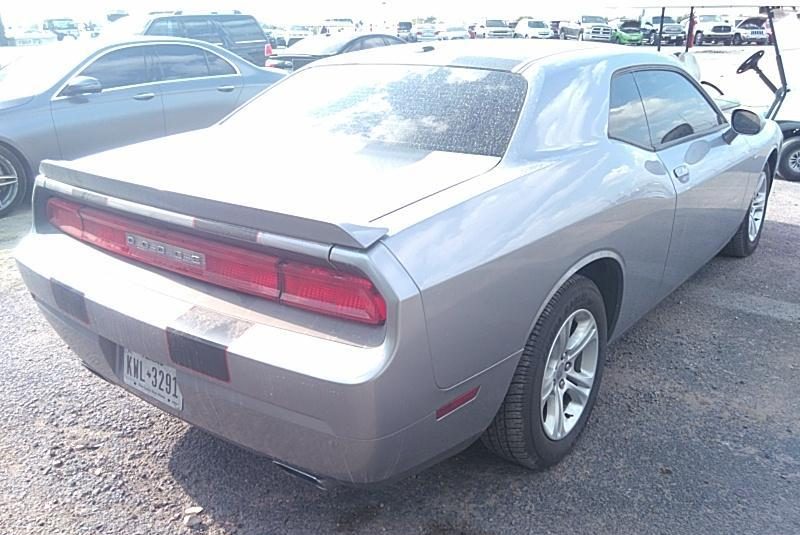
[39,160,388,250]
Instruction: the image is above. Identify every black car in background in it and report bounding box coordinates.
[109,12,270,65]
[265,33,404,71]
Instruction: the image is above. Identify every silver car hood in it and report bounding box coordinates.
[0,95,34,112]
[40,128,500,248]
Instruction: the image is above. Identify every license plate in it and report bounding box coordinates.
[122,349,183,410]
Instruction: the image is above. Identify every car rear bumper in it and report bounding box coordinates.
[585,35,612,41]
[15,230,515,486]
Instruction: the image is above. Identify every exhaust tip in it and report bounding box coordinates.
[273,461,328,490]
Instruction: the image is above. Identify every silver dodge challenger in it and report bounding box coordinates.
[15,40,781,487]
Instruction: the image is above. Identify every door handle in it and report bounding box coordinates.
[673,165,690,183]
[217,85,236,93]
[132,92,156,101]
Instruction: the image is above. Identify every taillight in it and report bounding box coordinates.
[264,43,273,56]
[281,262,386,325]
[46,198,386,325]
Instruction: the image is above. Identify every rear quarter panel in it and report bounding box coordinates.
[379,57,679,388]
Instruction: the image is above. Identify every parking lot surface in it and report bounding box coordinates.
[1,45,799,535]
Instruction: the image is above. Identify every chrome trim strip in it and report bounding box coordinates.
[40,178,333,261]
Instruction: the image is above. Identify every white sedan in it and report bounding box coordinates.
[514,19,554,39]
[437,26,470,40]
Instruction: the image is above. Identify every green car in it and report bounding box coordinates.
[612,22,644,45]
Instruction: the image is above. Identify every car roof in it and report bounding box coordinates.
[314,39,674,73]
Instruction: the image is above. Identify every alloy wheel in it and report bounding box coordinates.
[788,149,800,174]
[748,171,768,242]
[540,309,599,441]
[0,154,20,214]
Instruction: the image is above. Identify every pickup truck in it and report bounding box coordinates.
[474,19,513,38]
[559,15,612,42]
[640,14,686,45]
[685,14,734,46]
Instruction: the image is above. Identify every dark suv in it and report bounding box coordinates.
[123,12,270,66]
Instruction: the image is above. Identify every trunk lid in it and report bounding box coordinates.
[41,128,500,248]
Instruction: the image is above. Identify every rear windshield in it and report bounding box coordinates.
[486,20,507,27]
[582,16,607,24]
[528,21,547,28]
[398,22,412,30]
[225,65,527,157]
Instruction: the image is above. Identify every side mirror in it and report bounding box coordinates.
[731,108,763,136]
[61,76,103,97]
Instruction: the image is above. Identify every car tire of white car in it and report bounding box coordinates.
[0,145,28,218]
[778,138,800,182]
[695,32,704,46]
[722,164,771,257]
[482,274,607,469]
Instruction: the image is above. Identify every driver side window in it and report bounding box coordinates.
[632,69,724,146]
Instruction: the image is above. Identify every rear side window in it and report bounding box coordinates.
[206,51,236,76]
[183,19,223,44]
[216,16,264,43]
[608,73,652,149]
[146,18,181,36]
[225,65,527,157]
[80,46,154,89]
[157,45,208,80]
[633,69,723,146]
[156,45,236,80]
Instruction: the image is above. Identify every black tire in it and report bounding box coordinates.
[777,137,800,182]
[0,145,28,218]
[482,275,608,469]
[722,164,772,258]
[733,34,742,45]
[695,32,704,46]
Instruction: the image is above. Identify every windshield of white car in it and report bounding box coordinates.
[528,21,547,28]
[486,20,507,27]
[652,16,676,24]
[225,65,527,157]
[48,19,78,30]
[698,15,724,22]
[447,27,466,32]
[582,16,607,24]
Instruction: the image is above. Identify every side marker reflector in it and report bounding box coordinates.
[436,386,480,420]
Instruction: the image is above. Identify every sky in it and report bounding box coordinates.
[0,0,781,25]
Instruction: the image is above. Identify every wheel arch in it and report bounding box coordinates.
[0,138,34,182]
[527,252,625,344]
[767,147,779,179]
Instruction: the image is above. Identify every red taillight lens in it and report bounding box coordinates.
[46,198,385,324]
[264,43,273,56]
[46,198,82,239]
[282,262,386,325]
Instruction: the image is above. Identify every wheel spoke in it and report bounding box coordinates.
[566,369,593,389]
[554,320,569,358]
[553,389,566,439]
[0,175,18,187]
[566,323,597,363]
[541,376,555,403]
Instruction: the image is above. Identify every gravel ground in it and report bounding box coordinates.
[2,48,800,535]
[1,181,799,535]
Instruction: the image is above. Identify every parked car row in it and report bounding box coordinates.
[0,36,284,216]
